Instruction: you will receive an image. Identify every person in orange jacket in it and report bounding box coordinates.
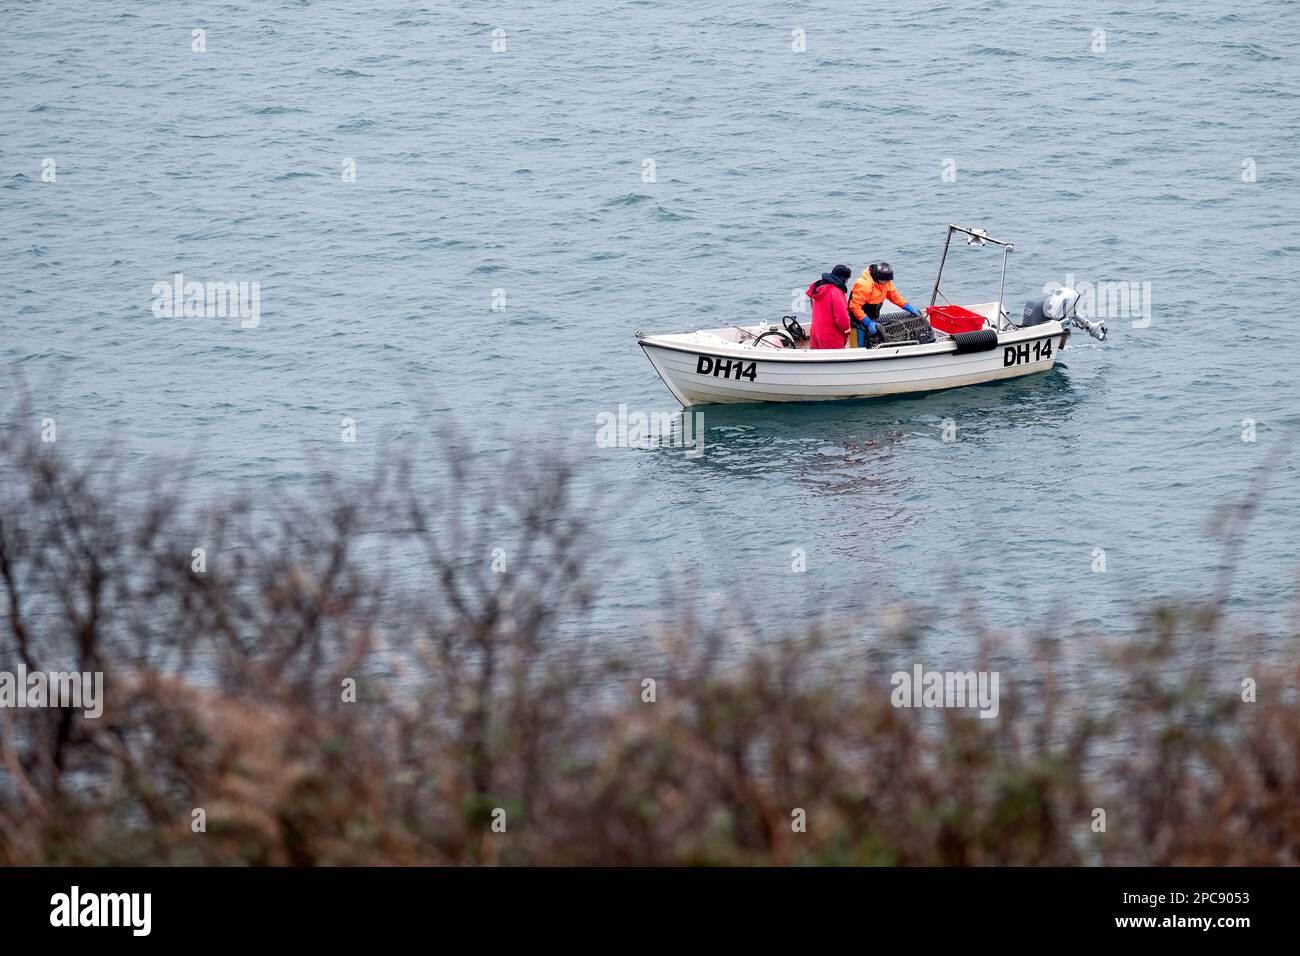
[848,262,923,347]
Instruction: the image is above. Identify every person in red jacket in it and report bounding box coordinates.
[806,264,853,350]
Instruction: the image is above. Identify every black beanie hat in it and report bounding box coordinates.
[832,264,852,281]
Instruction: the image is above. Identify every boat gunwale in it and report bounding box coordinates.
[637,325,1065,363]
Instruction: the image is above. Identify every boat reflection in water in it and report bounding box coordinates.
[653,363,1080,485]
[605,364,1090,645]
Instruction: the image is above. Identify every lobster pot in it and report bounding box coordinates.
[876,311,936,344]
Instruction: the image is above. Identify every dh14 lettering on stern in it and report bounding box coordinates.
[1003,339,1053,367]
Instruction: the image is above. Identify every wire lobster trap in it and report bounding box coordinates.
[874,311,936,345]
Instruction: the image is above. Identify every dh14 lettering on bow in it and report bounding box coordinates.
[1003,338,1053,367]
[696,355,757,381]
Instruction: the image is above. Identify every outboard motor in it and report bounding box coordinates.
[1021,286,1107,340]
[1022,286,1080,325]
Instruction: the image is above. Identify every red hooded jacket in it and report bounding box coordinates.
[806,276,850,350]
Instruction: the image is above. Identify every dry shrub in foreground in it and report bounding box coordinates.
[0,424,1296,866]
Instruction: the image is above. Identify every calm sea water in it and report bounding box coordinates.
[4,0,1299,646]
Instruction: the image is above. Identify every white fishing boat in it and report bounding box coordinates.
[637,225,1107,407]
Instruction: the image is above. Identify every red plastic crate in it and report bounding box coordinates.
[925,304,987,335]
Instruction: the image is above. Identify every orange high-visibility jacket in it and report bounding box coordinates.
[848,271,909,319]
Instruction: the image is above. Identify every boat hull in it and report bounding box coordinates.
[639,324,1068,407]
